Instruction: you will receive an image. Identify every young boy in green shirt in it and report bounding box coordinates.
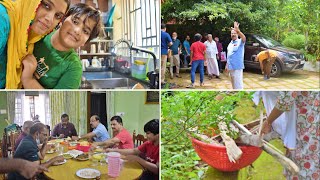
[21,3,101,89]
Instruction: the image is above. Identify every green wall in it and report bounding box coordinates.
[0,92,8,138]
[113,91,160,136]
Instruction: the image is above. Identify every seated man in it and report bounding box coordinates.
[15,121,34,149]
[8,123,64,180]
[91,116,133,150]
[106,119,159,180]
[51,113,78,138]
[73,115,110,142]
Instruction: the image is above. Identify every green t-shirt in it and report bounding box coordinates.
[33,32,82,89]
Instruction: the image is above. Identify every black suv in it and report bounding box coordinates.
[221,34,305,77]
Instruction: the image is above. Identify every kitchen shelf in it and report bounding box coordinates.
[90,39,114,43]
[79,53,112,56]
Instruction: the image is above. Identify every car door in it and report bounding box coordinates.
[244,34,266,69]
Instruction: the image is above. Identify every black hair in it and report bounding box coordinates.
[144,119,159,135]
[161,24,166,29]
[110,116,123,125]
[41,0,71,12]
[64,0,71,10]
[93,115,100,121]
[29,123,47,135]
[194,33,202,41]
[61,113,69,119]
[64,3,101,42]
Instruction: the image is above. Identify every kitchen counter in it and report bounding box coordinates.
[80,71,150,89]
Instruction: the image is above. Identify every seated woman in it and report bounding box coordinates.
[0,0,70,89]
[21,3,101,89]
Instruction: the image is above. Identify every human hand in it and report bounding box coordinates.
[21,54,37,79]
[260,120,272,137]
[42,138,48,149]
[71,136,79,141]
[90,143,97,151]
[19,160,48,179]
[124,155,138,162]
[59,134,65,138]
[231,21,241,33]
[54,155,65,163]
[104,148,113,153]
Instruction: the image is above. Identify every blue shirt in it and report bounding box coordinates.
[92,123,110,142]
[8,135,39,180]
[0,4,10,89]
[170,38,181,55]
[227,39,245,70]
[182,40,190,55]
[161,31,172,55]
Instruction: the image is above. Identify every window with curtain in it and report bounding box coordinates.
[14,92,51,126]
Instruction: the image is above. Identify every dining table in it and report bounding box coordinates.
[42,140,143,180]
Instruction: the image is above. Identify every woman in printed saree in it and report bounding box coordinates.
[0,0,70,89]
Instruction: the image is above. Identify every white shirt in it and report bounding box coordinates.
[204,40,218,58]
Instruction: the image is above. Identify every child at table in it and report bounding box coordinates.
[106,119,159,180]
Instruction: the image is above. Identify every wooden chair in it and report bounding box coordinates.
[46,125,51,136]
[0,138,2,158]
[1,133,8,158]
[133,130,147,148]
[3,124,21,158]
[9,132,20,156]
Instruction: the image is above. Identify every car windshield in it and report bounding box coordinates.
[254,35,283,48]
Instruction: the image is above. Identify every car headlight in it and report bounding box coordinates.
[279,52,299,61]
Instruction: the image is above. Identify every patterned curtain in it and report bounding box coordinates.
[6,92,16,124]
[106,91,115,125]
[49,91,87,136]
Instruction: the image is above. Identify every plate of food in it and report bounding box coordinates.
[76,168,100,179]
[69,141,78,147]
[76,153,89,161]
[94,146,104,153]
[55,139,64,143]
[52,159,67,166]
[92,153,105,161]
[63,153,73,159]
[46,147,56,154]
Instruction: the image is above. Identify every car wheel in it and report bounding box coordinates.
[270,60,281,77]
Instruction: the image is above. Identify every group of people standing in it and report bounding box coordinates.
[161,21,279,89]
[161,22,245,89]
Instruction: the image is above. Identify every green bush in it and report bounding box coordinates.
[282,34,305,50]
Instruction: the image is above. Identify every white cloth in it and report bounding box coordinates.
[204,41,219,76]
[207,58,219,76]
[204,40,218,58]
[252,91,296,149]
[229,69,243,89]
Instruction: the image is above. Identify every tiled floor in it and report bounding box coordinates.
[164,69,320,90]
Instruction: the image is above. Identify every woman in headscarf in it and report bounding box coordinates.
[0,0,70,89]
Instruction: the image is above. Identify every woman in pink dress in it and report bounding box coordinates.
[261,91,319,180]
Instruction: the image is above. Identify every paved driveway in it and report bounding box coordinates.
[164,69,319,90]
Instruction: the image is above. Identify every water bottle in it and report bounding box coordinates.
[107,152,121,177]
